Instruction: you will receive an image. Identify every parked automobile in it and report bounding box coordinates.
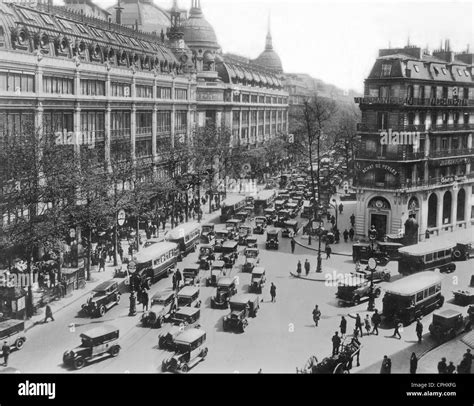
[210,277,238,309]
[249,267,266,294]
[428,309,472,342]
[245,236,258,248]
[253,216,267,234]
[63,325,120,370]
[242,247,260,273]
[214,229,230,253]
[206,261,226,287]
[452,275,474,306]
[281,220,299,238]
[219,241,239,268]
[352,267,391,282]
[336,278,381,306]
[199,244,215,270]
[452,241,474,261]
[158,307,201,350]
[275,210,291,227]
[81,280,121,317]
[0,320,26,353]
[225,219,242,239]
[200,224,215,245]
[223,294,260,332]
[238,225,253,245]
[285,202,299,218]
[235,211,249,222]
[177,286,201,309]
[264,208,277,225]
[161,328,208,373]
[182,265,200,286]
[352,243,389,266]
[141,290,176,328]
[266,229,279,250]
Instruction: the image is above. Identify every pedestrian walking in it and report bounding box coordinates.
[175,269,182,290]
[290,238,296,254]
[118,244,123,263]
[142,290,149,312]
[416,318,423,343]
[364,315,371,335]
[349,227,355,242]
[172,272,177,291]
[304,259,310,276]
[343,229,349,243]
[352,327,360,340]
[338,203,343,214]
[296,260,302,277]
[446,361,456,374]
[340,316,347,336]
[44,304,54,323]
[425,229,430,240]
[334,229,340,244]
[410,352,418,374]
[464,349,472,371]
[371,309,381,335]
[350,214,355,228]
[380,355,392,374]
[2,341,10,366]
[99,256,105,273]
[325,244,332,259]
[332,332,341,356]
[312,305,321,327]
[326,212,331,222]
[270,283,276,303]
[355,313,363,337]
[438,357,448,374]
[330,215,336,227]
[391,318,402,339]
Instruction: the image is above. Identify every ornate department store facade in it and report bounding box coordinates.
[0,0,289,196]
[354,44,474,240]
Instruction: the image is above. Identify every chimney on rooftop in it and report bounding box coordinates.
[115,0,123,25]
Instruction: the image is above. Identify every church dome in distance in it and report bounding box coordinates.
[182,0,219,49]
[254,18,283,73]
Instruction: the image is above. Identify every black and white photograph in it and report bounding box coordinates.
[0,0,473,394]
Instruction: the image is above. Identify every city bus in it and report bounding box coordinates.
[166,223,201,259]
[382,271,444,325]
[254,190,276,215]
[398,240,456,275]
[301,201,313,219]
[220,195,247,222]
[134,242,179,286]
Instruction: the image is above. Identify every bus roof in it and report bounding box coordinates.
[221,195,246,207]
[254,190,276,202]
[398,240,456,256]
[166,223,200,241]
[384,271,443,296]
[134,242,178,264]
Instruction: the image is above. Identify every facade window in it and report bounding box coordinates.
[430,86,437,99]
[136,85,153,99]
[136,139,152,158]
[80,79,105,96]
[157,111,171,133]
[0,111,34,137]
[258,95,265,104]
[377,112,389,130]
[232,111,240,128]
[463,88,469,100]
[407,112,415,125]
[242,94,250,103]
[233,92,241,102]
[463,113,470,124]
[442,112,448,124]
[43,76,74,94]
[111,82,131,97]
[110,111,131,138]
[174,111,187,132]
[136,112,152,135]
[43,111,73,136]
[175,88,188,100]
[80,111,104,140]
[265,96,271,104]
[242,111,249,125]
[441,138,448,150]
[0,72,35,93]
[157,86,171,99]
[452,137,459,150]
[251,95,258,103]
[381,64,392,76]
[431,112,437,125]
[442,87,448,99]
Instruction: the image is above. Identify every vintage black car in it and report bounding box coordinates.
[219,241,239,268]
[199,244,215,270]
[253,216,267,234]
[210,277,238,309]
[242,247,260,273]
[452,241,474,261]
[238,225,253,245]
[285,202,299,218]
[352,243,389,266]
[429,309,472,342]
[158,307,201,350]
[161,328,208,373]
[223,294,260,332]
[275,210,291,227]
[206,260,226,287]
[282,220,299,238]
[249,267,266,294]
[226,219,243,236]
[264,208,277,225]
[214,229,230,253]
[63,325,120,370]
[141,290,176,328]
[266,229,279,250]
[81,280,121,317]
[0,320,26,352]
[336,278,381,306]
[183,265,200,286]
[352,266,391,282]
[200,224,215,245]
[177,286,201,309]
[245,236,258,248]
[453,275,474,306]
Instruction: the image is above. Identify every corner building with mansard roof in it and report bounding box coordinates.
[353,44,474,241]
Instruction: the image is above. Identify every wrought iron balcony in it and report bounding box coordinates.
[356,149,425,160]
[428,148,474,158]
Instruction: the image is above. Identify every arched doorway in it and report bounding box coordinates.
[408,197,420,221]
[367,197,391,239]
[427,193,437,228]
[443,191,452,225]
[457,188,466,222]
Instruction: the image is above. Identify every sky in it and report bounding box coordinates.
[76,0,472,93]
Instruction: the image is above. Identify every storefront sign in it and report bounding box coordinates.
[197,91,224,101]
[440,176,455,184]
[361,163,399,176]
[436,158,469,167]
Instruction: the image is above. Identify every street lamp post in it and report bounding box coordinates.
[367,257,377,311]
[331,198,338,230]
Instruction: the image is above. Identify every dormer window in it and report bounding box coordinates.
[413,65,419,73]
[465,70,470,77]
[457,68,462,76]
[381,64,392,77]
[433,66,439,75]
[40,13,54,26]
[441,68,447,75]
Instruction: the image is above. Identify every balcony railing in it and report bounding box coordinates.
[356,149,425,160]
[357,123,426,132]
[111,129,131,139]
[430,123,474,131]
[355,97,474,107]
[355,174,472,190]
[136,127,152,136]
[428,148,474,158]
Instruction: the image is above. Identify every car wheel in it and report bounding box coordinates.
[110,345,120,357]
[157,316,163,328]
[201,347,208,358]
[74,358,86,370]
[158,338,164,349]
[99,305,106,317]
[116,293,121,303]
[353,296,360,305]
[374,289,381,298]
[453,249,462,260]
[383,273,391,282]
[15,338,25,350]
[181,363,189,373]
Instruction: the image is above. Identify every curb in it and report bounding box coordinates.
[289,272,327,282]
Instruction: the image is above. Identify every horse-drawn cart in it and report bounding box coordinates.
[297,337,361,374]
